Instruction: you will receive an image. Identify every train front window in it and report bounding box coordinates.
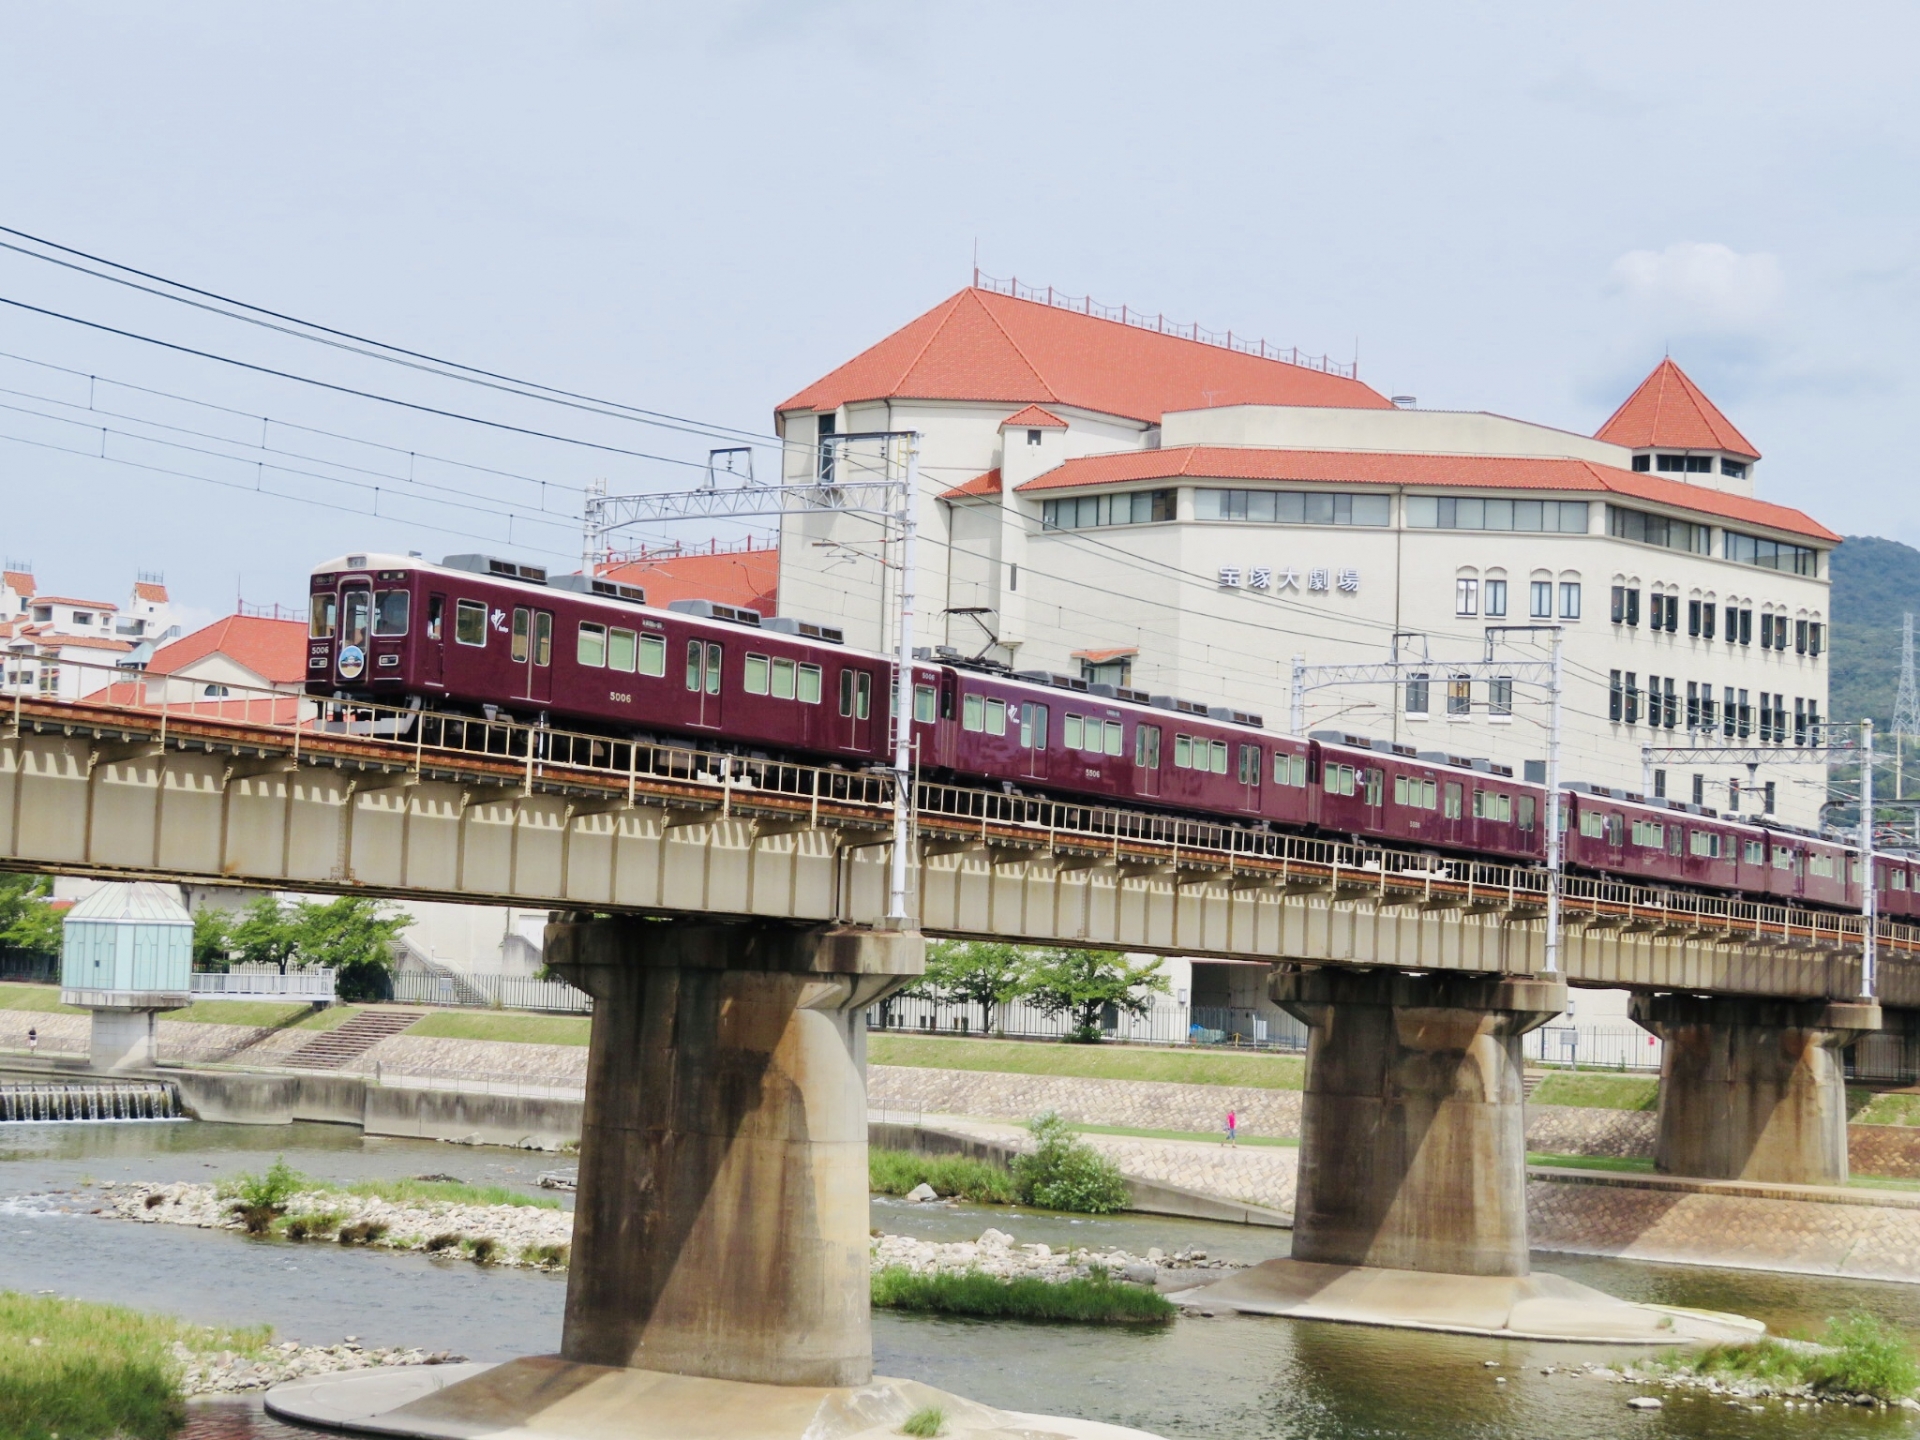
[427,596,444,641]
[373,590,410,637]
[705,643,721,694]
[310,593,337,639]
[341,589,370,647]
[913,685,936,723]
[534,612,552,666]
[512,609,530,663]
[455,600,486,646]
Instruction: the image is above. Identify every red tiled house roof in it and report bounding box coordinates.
[778,288,1392,425]
[1015,447,1836,543]
[939,469,1003,501]
[599,546,779,615]
[1595,359,1760,460]
[1001,404,1068,429]
[149,615,310,685]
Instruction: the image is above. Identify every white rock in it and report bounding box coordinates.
[977,1228,1013,1248]
[1627,1397,1662,1410]
[903,1183,939,1203]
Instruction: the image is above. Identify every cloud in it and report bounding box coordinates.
[1607,242,1784,333]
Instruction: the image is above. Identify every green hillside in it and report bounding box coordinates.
[1829,536,1920,730]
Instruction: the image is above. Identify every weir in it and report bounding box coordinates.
[0,1080,180,1123]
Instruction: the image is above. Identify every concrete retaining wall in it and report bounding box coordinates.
[170,1070,579,1150]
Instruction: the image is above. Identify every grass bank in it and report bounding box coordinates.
[409,1011,591,1046]
[1527,1152,1655,1173]
[335,1176,560,1210]
[1529,1073,1659,1110]
[1667,1312,1920,1402]
[870,1035,1303,1089]
[0,1291,268,1440]
[170,1000,360,1030]
[0,982,84,1015]
[870,1266,1174,1325]
[871,1148,1017,1204]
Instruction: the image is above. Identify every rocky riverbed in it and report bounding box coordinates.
[178,1338,464,1395]
[872,1226,1240,1288]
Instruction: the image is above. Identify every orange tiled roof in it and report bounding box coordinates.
[132,581,170,603]
[79,680,306,725]
[2,571,32,595]
[599,545,779,615]
[778,288,1392,425]
[1001,404,1068,429]
[32,596,117,610]
[1595,359,1759,460]
[1014,446,1836,543]
[939,469,1002,501]
[1071,646,1138,662]
[149,615,310,685]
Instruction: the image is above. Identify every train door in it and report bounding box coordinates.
[1132,720,1159,796]
[1363,764,1385,827]
[511,607,554,704]
[685,638,723,728]
[337,583,371,686]
[1236,742,1262,812]
[423,594,446,685]
[1022,701,1051,780]
[838,667,873,752]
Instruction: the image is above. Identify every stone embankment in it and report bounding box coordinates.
[178,1339,464,1395]
[872,1226,1237,1288]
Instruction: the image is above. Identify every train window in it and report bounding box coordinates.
[984,699,1006,736]
[511,609,530,663]
[1472,790,1512,822]
[772,658,797,701]
[534,613,552,667]
[1323,762,1356,796]
[840,670,871,719]
[1021,702,1048,748]
[455,600,486,646]
[1393,776,1437,808]
[745,654,770,696]
[964,695,985,732]
[1136,724,1161,768]
[310,594,337,639]
[1517,796,1536,830]
[1209,740,1229,774]
[704,643,721,694]
[687,641,724,692]
[1606,814,1623,846]
[637,635,665,677]
[578,623,607,668]
[1666,827,1683,856]
[1064,714,1083,749]
[608,629,637,673]
[374,591,410,637]
[1743,839,1765,864]
[1173,734,1192,768]
[1632,819,1663,848]
[1895,870,1909,891]
[1690,830,1723,858]
[427,596,444,641]
[1444,782,1462,819]
[1772,847,1793,871]
[1238,745,1261,785]
[1579,811,1604,838]
[914,685,936,723]
[1105,721,1125,757]
[1364,767,1383,806]
[1809,853,1836,879]
[342,589,370,648]
[797,664,822,704]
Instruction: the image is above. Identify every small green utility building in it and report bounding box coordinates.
[59,882,193,1071]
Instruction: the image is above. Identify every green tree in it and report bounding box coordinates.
[0,874,63,955]
[289,897,412,1002]
[1023,948,1169,1043]
[229,896,299,972]
[922,940,1031,1034]
[191,907,235,971]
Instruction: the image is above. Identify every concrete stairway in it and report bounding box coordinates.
[284,1009,424,1071]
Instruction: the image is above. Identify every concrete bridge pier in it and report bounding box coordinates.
[1272,966,1566,1277]
[1630,993,1881,1185]
[545,917,922,1387]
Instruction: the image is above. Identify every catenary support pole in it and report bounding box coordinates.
[1863,717,1877,999]
[1290,655,1306,736]
[886,434,920,928]
[1544,628,1563,975]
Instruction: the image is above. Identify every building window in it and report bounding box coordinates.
[1722,459,1747,479]
[1404,496,1589,533]
[1455,578,1479,616]
[1485,579,1507,617]
[1447,675,1471,716]
[1042,489,1175,530]
[1688,599,1702,637]
[1724,530,1817,575]
[1080,656,1132,688]
[1723,686,1736,738]
[1609,670,1623,722]
[1631,454,1651,472]
[1560,582,1581,620]
[1662,676,1677,728]
[1193,489,1390,526]
[1489,677,1513,717]
[1405,673,1430,716]
[1607,505,1712,554]
[1702,603,1716,640]
[1764,781,1776,812]
[1651,771,1666,801]
[1655,454,1713,474]
[1737,688,1751,739]
[1027,428,1043,446]
[1624,672,1640,724]
[1531,580,1553,619]
[1795,618,1808,655]
[1810,621,1823,656]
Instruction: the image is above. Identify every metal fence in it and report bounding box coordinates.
[391,972,593,1014]
[1848,1031,1918,1085]
[1524,1024,1663,1072]
[867,995,1307,1049]
[191,966,337,1000]
[0,948,55,984]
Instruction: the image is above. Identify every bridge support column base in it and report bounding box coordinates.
[89,1009,160,1072]
[1272,966,1565,1277]
[545,918,921,1388]
[1631,992,1880,1185]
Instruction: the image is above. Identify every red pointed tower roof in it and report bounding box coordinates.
[1595,359,1759,460]
[779,288,1392,424]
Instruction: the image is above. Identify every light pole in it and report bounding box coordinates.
[885,439,920,928]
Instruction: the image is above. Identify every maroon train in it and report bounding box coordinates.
[307,552,1908,918]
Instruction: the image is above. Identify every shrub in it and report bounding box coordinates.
[869,1149,1017,1205]
[1813,1312,1920,1400]
[283,1211,346,1242]
[223,1158,305,1235]
[424,1232,462,1253]
[870,1267,1173,1324]
[142,1191,166,1210]
[337,1221,389,1246]
[901,1405,945,1437]
[465,1236,498,1265]
[521,1243,570,1269]
[1011,1115,1129,1214]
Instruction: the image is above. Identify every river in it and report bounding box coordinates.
[5,1118,1918,1440]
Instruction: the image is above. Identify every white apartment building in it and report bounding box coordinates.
[0,570,182,700]
[774,286,1835,828]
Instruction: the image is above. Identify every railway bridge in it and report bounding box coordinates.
[1,680,1905,1378]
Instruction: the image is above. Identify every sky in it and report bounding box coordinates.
[0,0,1914,628]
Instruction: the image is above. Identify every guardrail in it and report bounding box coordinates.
[1524,1024,1663,1073]
[191,967,336,1000]
[392,972,593,1014]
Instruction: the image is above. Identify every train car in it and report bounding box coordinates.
[1879,854,1920,920]
[1560,785,1753,893]
[1757,825,1858,911]
[1307,733,1545,861]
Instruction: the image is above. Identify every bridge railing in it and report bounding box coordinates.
[190,966,337,1000]
[391,972,593,1014]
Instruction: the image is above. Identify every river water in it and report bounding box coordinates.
[6,1118,1920,1440]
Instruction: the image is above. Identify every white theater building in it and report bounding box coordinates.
[774,284,1835,831]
